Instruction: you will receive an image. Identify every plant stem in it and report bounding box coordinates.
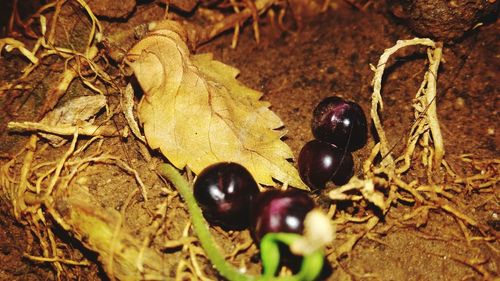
[158,163,255,281]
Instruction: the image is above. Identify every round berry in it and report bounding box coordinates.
[250,189,315,243]
[298,139,354,190]
[194,162,259,229]
[312,96,367,151]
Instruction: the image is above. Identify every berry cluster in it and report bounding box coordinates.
[298,96,367,190]
[193,162,313,242]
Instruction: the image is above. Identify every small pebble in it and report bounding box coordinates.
[453,97,465,110]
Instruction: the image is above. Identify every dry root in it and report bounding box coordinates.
[0,132,176,279]
[327,38,497,279]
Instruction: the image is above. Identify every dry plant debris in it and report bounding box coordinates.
[330,38,445,211]
[8,95,117,145]
[0,126,180,279]
[326,38,498,279]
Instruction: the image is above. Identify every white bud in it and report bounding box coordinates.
[290,209,335,256]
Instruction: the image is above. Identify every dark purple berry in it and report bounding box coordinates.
[194,162,259,229]
[298,139,354,190]
[312,96,367,151]
[250,189,315,243]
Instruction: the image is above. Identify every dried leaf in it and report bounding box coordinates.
[126,22,306,189]
[39,95,107,146]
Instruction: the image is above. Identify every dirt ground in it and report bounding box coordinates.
[0,1,498,281]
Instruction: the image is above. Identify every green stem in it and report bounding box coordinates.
[260,233,324,281]
[158,164,254,281]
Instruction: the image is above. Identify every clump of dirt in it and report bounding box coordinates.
[0,1,498,280]
[388,0,498,41]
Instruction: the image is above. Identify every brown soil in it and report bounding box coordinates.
[0,1,498,281]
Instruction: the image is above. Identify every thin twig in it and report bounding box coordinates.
[8,121,120,137]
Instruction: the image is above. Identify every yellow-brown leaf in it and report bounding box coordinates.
[127,22,307,189]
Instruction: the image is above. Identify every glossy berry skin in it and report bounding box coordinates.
[312,96,367,151]
[298,139,354,190]
[193,162,259,230]
[250,189,315,243]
